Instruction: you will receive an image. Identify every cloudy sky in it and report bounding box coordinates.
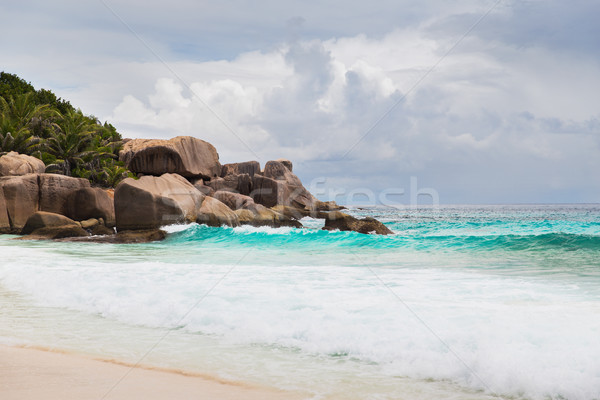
[2,0,599,204]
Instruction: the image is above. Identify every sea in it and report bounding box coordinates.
[1,204,599,400]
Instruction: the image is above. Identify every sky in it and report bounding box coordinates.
[2,0,599,205]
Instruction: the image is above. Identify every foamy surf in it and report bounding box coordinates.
[1,204,599,400]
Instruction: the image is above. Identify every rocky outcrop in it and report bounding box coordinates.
[104,229,166,243]
[322,211,393,235]
[212,191,255,210]
[274,158,293,172]
[271,204,310,219]
[21,225,89,240]
[0,173,89,232]
[0,173,109,233]
[213,190,300,228]
[221,161,260,177]
[80,218,99,230]
[252,174,315,210]
[0,187,10,233]
[119,136,221,179]
[21,211,81,235]
[314,200,345,211]
[114,173,204,230]
[0,174,40,231]
[263,160,302,185]
[207,173,252,195]
[67,187,116,227]
[233,207,301,228]
[0,138,396,237]
[20,211,89,239]
[38,174,90,216]
[0,152,46,176]
[58,229,166,243]
[91,225,114,236]
[251,160,316,210]
[196,196,239,227]
[193,182,215,197]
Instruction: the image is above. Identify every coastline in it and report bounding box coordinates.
[0,344,305,400]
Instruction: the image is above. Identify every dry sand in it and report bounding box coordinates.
[0,345,305,400]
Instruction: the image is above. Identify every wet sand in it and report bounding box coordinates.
[0,345,304,400]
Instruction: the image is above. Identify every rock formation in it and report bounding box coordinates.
[67,188,116,227]
[322,211,393,235]
[208,173,252,195]
[0,174,40,231]
[212,191,255,211]
[251,160,317,210]
[119,136,221,179]
[196,196,240,227]
[114,173,204,230]
[0,173,91,232]
[0,137,391,238]
[20,211,89,239]
[0,188,10,233]
[214,191,301,228]
[220,161,260,177]
[21,211,81,235]
[0,151,45,176]
[38,174,91,216]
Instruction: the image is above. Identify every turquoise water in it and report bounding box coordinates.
[1,204,599,399]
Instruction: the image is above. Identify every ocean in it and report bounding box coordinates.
[1,204,599,400]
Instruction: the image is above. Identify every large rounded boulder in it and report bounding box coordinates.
[38,174,91,216]
[21,211,81,235]
[0,152,45,176]
[196,196,239,227]
[114,173,205,230]
[67,187,116,227]
[0,174,41,231]
[0,173,90,232]
[119,136,221,179]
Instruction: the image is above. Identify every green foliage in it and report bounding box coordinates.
[0,71,129,187]
[100,159,134,187]
[0,72,34,98]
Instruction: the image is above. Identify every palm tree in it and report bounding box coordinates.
[102,161,131,187]
[45,110,96,176]
[0,92,54,155]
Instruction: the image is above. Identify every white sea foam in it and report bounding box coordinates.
[1,237,600,400]
[231,225,299,235]
[2,205,600,399]
[161,223,197,233]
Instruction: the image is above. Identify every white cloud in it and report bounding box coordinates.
[104,28,600,203]
[3,0,599,203]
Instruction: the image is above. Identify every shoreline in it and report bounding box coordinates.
[0,344,305,400]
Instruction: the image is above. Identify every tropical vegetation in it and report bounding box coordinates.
[0,72,133,187]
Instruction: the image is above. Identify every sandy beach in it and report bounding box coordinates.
[0,345,304,400]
